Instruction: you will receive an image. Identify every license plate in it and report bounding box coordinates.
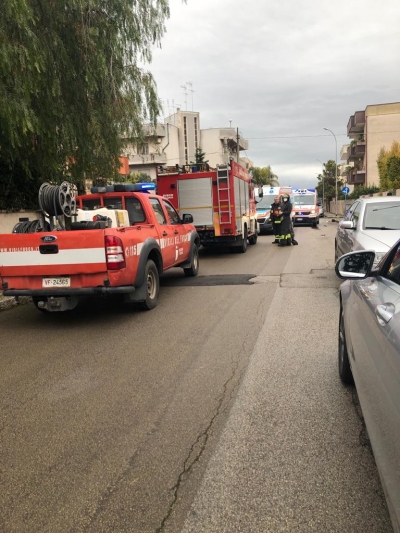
[297,218,303,221]
[42,277,71,288]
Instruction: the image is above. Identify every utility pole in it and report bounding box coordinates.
[236,128,240,164]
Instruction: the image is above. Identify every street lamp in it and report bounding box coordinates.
[323,128,338,216]
[316,159,324,211]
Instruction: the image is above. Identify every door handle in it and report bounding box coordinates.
[376,303,395,325]
[174,230,179,234]
[162,231,168,236]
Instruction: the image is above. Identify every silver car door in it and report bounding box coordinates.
[348,251,400,527]
[338,201,360,256]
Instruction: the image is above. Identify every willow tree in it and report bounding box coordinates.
[0,0,169,208]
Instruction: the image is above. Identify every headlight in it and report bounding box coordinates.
[373,251,387,268]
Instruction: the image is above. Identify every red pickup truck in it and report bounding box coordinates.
[0,187,200,312]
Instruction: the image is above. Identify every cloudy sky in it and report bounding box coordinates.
[149,0,400,188]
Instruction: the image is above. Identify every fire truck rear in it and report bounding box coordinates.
[156,161,258,252]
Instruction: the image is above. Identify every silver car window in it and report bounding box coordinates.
[364,203,400,230]
[350,202,361,227]
[386,244,400,284]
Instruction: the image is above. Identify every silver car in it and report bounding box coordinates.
[336,245,400,533]
[335,196,400,268]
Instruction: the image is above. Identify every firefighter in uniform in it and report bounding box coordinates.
[270,196,283,244]
[279,193,293,246]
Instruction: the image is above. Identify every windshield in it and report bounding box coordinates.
[256,195,276,209]
[364,203,400,230]
[293,195,315,205]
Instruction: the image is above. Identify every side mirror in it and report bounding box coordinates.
[317,202,321,206]
[339,220,355,230]
[182,213,193,224]
[335,250,375,280]
[258,188,264,198]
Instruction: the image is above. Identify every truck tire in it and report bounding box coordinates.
[138,259,159,310]
[248,229,258,245]
[236,226,248,253]
[184,245,199,277]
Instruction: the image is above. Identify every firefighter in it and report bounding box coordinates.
[270,196,283,244]
[290,220,298,245]
[279,193,293,246]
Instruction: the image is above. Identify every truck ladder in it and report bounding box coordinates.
[216,168,231,224]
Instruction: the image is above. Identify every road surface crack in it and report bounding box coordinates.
[155,358,243,533]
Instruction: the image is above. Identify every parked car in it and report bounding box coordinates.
[335,244,400,533]
[318,203,325,217]
[335,196,400,268]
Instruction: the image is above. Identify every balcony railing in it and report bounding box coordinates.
[348,169,365,185]
[129,153,167,165]
[347,110,366,136]
[347,142,365,160]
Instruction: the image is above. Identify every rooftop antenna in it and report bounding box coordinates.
[181,83,188,111]
[187,81,195,111]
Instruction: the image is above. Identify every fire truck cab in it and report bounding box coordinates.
[156,161,258,252]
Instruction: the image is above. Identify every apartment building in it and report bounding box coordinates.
[344,102,400,188]
[123,110,251,180]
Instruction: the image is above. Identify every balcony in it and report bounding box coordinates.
[219,128,249,151]
[348,169,365,185]
[347,142,365,161]
[129,153,167,165]
[340,144,349,161]
[347,110,365,136]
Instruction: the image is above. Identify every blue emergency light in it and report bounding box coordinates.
[90,182,156,194]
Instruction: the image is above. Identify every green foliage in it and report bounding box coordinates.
[0,0,170,209]
[250,166,279,186]
[190,147,208,165]
[315,159,342,201]
[127,172,152,183]
[346,185,379,200]
[377,142,400,191]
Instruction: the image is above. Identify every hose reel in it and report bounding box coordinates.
[38,182,77,217]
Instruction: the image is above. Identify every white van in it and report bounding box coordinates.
[292,188,319,227]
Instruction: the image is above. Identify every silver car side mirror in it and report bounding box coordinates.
[335,250,375,280]
[339,220,354,230]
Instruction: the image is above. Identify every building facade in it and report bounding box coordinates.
[344,102,400,188]
[123,111,251,180]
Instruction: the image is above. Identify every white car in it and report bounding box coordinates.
[318,203,325,217]
[335,196,400,268]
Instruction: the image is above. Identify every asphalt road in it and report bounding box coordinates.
[0,219,393,533]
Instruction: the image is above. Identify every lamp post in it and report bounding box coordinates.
[323,128,338,216]
[316,159,324,211]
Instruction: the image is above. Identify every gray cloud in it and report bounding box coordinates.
[150,0,400,187]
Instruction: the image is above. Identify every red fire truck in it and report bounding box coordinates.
[156,161,259,252]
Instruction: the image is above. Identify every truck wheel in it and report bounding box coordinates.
[138,260,159,310]
[184,245,199,277]
[237,226,248,253]
[248,229,258,245]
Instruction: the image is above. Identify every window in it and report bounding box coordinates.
[137,143,149,155]
[351,202,361,227]
[82,199,102,210]
[386,245,400,284]
[163,200,180,224]
[125,198,146,224]
[104,197,123,209]
[149,198,166,225]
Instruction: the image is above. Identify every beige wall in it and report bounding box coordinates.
[0,212,39,234]
[201,129,224,167]
[365,105,400,187]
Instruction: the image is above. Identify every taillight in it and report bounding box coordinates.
[105,235,126,270]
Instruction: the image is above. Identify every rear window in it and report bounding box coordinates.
[364,203,400,230]
[104,197,123,209]
[126,198,146,224]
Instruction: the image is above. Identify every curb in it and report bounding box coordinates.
[0,294,31,312]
